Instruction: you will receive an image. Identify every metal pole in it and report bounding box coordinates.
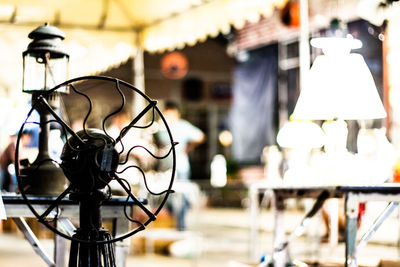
[358,202,398,250]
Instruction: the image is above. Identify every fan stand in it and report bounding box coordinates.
[68,191,115,267]
[60,126,120,267]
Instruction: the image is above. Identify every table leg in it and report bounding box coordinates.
[345,193,359,267]
[273,196,286,267]
[114,217,130,267]
[249,185,260,261]
[55,218,76,267]
[398,206,400,258]
[54,233,66,267]
[13,217,55,267]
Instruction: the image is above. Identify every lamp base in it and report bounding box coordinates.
[20,160,68,196]
[322,119,348,153]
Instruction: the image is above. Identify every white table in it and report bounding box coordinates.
[249,182,400,267]
[248,182,343,266]
[340,185,400,267]
[3,194,135,267]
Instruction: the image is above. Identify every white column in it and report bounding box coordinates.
[132,32,147,118]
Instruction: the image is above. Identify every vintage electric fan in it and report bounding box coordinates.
[14,75,177,266]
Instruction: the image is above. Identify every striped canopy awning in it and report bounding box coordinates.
[0,0,286,92]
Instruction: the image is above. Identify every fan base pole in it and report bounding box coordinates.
[68,190,116,267]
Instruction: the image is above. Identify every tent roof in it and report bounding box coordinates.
[0,0,286,52]
[0,0,286,91]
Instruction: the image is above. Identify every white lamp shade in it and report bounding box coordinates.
[292,53,386,120]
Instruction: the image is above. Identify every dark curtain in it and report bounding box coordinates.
[347,19,383,152]
[229,44,278,165]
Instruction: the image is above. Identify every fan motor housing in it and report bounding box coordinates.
[61,128,119,191]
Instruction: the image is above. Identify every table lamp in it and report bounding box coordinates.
[20,23,69,195]
[277,120,326,150]
[291,35,386,153]
[276,120,325,184]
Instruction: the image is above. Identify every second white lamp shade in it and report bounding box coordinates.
[292,51,386,120]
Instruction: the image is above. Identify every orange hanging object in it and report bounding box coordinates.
[280,0,300,28]
[160,52,188,80]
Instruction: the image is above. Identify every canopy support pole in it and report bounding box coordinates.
[132,31,147,119]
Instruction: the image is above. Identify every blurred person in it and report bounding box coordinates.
[0,130,33,192]
[156,101,205,231]
[106,110,156,194]
[157,101,205,181]
[321,201,346,243]
[71,118,84,132]
[49,123,65,162]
